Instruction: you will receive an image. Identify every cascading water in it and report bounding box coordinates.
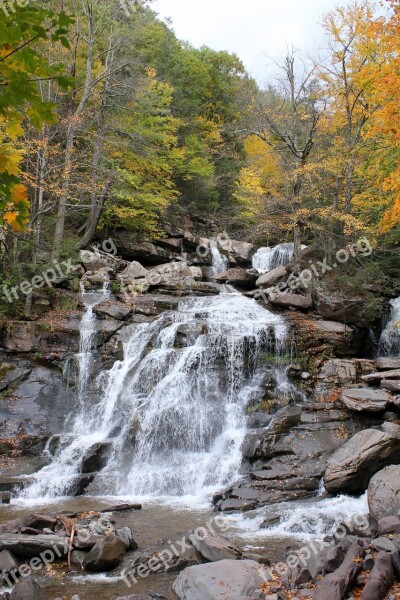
[23,291,294,504]
[77,282,110,401]
[379,297,400,356]
[252,243,295,274]
[210,239,228,276]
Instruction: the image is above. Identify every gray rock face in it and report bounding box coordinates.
[187,531,242,562]
[324,430,400,494]
[228,240,255,265]
[315,359,376,398]
[0,514,57,534]
[83,533,127,572]
[266,290,313,310]
[340,388,392,412]
[368,465,400,521]
[173,559,264,600]
[378,516,400,535]
[256,265,287,288]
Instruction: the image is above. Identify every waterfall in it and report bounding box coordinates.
[77,282,110,401]
[210,239,228,276]
[252,243,295,274]
[379,297,400,356]
[23,291,294,504]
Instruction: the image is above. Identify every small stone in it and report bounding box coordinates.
[371,537,397,552]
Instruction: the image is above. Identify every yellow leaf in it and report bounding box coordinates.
[0,146,23,176]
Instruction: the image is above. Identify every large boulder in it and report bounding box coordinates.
[324,429,400,494]
[368,465,400,521]
[213,269,256,289]
[228,240,255,266]
[187,531,242,562]
[10,578,42,600]
[312,285,366,325]
[173,559,264,600]
[118,261,149,283]
[83,533,127,572]
[315,359,376,398]
[256,265,287,288]
[340,388,392,413]
[266,289,313,310]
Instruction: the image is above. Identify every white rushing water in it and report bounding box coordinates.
[23,289,294,505]
[252,243,295,274]
[225,493,369,542]
[379,296,400,356]
[210,239,228,276]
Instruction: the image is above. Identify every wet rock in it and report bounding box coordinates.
[9,578,42,600]
[368,465,400,520]
[217,499,258,512]
[361,550,393,600]
[173,559,265,600]
[315,359,375,395]
[67,474,95,497]
[324,430,400,494]
[100,503,142,513]
[187,531,242,562]
[0,515,57,535]
[83,533,127,572]
[116,527,138,550]
[213,269,257,289]
[256,265,288,288]
[266,290,313,310]
[0,493,11,504]
[94,301,131,321]
[190,266,203,281]
[0,534,67,559]
[339,388,391,413]
[313,541,364,600]
[70,549,87,571]
[378,516,400,535]
[81,443,112,474]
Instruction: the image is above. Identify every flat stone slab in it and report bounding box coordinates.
[377,358,400,371]
[340,388,391,412]
[363,369,400,382]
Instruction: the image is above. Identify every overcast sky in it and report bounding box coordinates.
[151,0,348,84]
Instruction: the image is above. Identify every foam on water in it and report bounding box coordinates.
[225,493,368,542]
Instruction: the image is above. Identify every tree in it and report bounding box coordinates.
[250,52,321,262]
[0,1,72,233]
